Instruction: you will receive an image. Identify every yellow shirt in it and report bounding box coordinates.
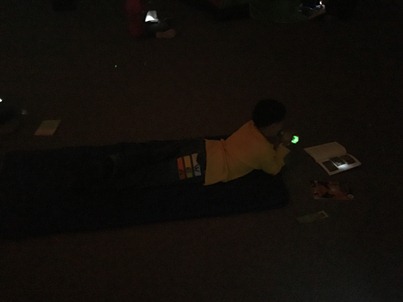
[204,120,290,185]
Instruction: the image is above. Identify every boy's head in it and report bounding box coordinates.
[252,99,286,128]
[252,99,286,138]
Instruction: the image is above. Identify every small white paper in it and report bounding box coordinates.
[145,10,158,22]
[34,120,61,136]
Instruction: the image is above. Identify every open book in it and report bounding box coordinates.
[304,142,361,175]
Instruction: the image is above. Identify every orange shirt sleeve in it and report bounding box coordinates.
[259,143,290,175]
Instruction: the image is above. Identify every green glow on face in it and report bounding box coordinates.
[291,135,299,144]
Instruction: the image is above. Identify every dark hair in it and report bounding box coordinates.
[252,99,286,128]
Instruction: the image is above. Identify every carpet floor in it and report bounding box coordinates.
[0,0,402,301]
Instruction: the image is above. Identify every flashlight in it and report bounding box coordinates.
[291,135,299,144]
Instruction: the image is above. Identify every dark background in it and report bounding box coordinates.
[1,0,402,301]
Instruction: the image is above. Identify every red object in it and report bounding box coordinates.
[124,0,145,38]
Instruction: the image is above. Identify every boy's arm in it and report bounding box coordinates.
[261,144,290,175]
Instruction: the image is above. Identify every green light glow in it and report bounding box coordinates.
[291,135,299,144]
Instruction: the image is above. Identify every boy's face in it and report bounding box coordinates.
[260,120,284,139]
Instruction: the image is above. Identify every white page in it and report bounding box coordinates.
[304,142,346,162]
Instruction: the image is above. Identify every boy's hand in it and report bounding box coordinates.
[279,131,294,147]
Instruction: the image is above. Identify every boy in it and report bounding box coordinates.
[204,99,291,185]
[104,99,292,190]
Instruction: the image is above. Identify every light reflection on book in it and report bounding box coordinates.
[322,157,352,172]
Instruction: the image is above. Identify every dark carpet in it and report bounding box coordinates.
[0,0,402,301]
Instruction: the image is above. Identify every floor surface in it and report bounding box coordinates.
[1,1,402,301]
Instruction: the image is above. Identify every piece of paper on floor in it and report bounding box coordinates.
[297,210,329,224]
[34,120,61,136]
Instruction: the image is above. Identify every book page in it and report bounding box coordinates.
[319,154,361,175]
[304,142,346,162]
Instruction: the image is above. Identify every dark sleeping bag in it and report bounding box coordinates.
[0,141,289,239]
